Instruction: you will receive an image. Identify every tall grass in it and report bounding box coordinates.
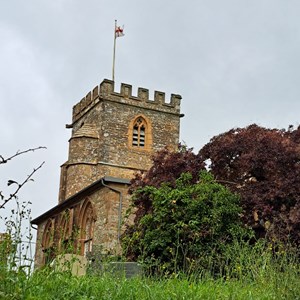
[0,266,299,299]
[1,239,299,299]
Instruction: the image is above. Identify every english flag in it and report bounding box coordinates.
[115,25,124,38]
[112,20,124,81]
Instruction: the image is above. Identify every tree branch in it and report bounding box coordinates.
[0,161,45,209]
[0,147,47,164]
[216,179,238,185]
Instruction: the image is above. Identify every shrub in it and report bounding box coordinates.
[122,171,250,275]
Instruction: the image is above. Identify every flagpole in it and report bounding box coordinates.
[112,20,117,82]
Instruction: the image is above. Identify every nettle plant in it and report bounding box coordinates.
[123,171,249,275]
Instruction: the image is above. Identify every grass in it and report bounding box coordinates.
[0,269,299,300]
[1,239,299,299]
[1,251,300,300]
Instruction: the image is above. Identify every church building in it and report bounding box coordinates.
[32,79,182,268]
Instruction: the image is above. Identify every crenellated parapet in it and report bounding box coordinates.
[72,79,182,124]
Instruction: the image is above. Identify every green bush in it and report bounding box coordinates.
[123,171,251,275]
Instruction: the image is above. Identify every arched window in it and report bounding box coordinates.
[58,209,73,253]
[129,115,152,150]
[79,200,96,256]
[42,218,55,264]
[132,117,146,147]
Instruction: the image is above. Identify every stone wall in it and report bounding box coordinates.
[71,79,181,124]
[34,219,47,268]
[89,182,132,256]
[59,79,182,202]
[34,182,132,269]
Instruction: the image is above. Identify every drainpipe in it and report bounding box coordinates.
[101,179,123,244]
[31,224,38,230]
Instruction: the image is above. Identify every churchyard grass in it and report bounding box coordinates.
[1,240,300,300]
[1,267,299,300]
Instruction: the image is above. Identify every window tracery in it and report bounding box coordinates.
[129,115,152,150]
[79,200,96,256]
[58,209,73,253]
[42,218,55,264]
[132,117,146,147]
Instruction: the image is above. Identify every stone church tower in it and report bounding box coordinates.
[32,79,182,268]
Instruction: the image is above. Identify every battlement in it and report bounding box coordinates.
[72,79,182,123]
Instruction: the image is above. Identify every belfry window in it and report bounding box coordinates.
[129,115,152,150]
[132,117,146,148]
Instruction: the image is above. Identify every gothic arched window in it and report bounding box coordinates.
[129,115,152,150]
[42,218,55,264]
[79,200,96,256]
[133,117,146,147]
[58,209,73,253]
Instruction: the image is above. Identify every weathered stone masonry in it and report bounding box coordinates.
[32,79,183,268]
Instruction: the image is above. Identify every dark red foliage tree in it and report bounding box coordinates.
[128,144,205,224]
[199,124,300,244]
[125,125,300,247]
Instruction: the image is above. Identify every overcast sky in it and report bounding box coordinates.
[1,0,300,234]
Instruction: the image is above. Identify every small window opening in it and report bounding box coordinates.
[132,118,146,148]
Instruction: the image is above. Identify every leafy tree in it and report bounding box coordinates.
[123,124,300,275]
[123,171,248,274]
[200,124,300,244]
[128,145,204,224]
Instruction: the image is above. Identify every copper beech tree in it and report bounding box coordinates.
[126,125,300,248]
[128,145,205,224]
[200,124,300,244]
